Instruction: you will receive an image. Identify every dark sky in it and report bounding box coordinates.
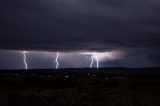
[0,0,160,69]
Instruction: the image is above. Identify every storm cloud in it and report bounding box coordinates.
[0,0,160,68]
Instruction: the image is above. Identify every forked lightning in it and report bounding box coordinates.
[90,53,99,68]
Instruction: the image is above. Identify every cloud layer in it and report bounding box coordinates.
[0,0,160,68]
[0,0,160,50]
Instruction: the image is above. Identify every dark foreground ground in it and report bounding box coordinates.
[0,68,160,106]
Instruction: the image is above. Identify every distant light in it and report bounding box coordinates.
[105,77,109,80]
[65,75,69,78]
[91,75,97,77]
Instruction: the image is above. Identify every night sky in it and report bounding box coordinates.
[0,0,160,69]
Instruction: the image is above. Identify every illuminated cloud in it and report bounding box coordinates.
[0,49,159,69]
[81,51,124,62]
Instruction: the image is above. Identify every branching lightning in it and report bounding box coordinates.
[55,52,59,69]
[90,53,99,68]
[23,51,28,69]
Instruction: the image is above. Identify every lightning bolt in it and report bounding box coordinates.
[94,55,99,68]
[55,52,59,69]
[23,51,28,69]
[90,53,99,68]
[90,55,94,68]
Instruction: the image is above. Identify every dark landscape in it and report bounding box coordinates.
[1,0,160,106]
[0,68,160,106]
